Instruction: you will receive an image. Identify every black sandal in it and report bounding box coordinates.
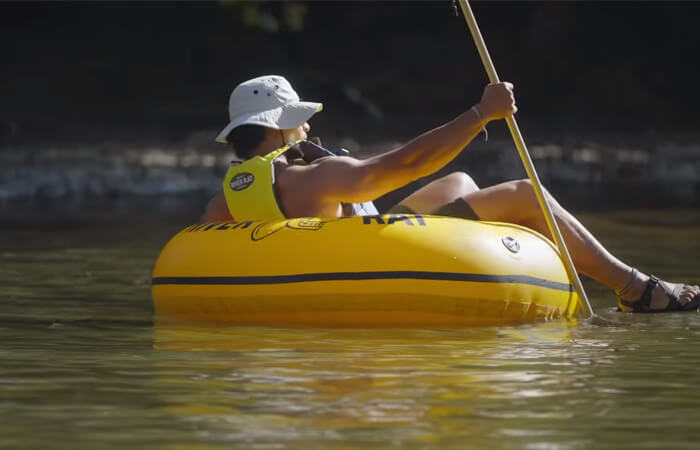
[618,275,700,313]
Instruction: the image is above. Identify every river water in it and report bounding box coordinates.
[1,198,699,449]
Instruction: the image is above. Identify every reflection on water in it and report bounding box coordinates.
[1,202,700,449]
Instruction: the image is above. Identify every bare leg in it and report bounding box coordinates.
[400,172,479,213]
[464,179,700,310]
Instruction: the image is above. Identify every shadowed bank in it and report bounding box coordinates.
[1,1,699,207]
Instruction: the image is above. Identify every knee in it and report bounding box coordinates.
[443,171,479,195]
[511,179,534,196]
[512,178,551,197]
[510,179,558,215]
[507,178,533,206]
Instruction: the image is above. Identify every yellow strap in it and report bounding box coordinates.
[261,139,305,162]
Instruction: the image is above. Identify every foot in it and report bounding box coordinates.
[618,273,700,312]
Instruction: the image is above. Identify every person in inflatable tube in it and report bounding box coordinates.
[202,75,699,313]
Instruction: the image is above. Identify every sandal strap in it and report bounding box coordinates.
[618,276,699,312]
[666,284,699,311]
[619,275,659,312]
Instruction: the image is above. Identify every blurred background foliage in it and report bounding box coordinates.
[222,0,309,33]
[1,1,699,147]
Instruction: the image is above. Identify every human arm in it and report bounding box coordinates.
[279,82,517,205]
[200,193,234,222]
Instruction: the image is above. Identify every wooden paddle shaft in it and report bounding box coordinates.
[457,0,594,318]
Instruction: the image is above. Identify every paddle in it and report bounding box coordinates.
[456,0,594,319]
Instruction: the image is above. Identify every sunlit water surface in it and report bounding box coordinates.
[1,204,700,449]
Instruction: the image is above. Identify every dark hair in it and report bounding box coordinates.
[227,124,268,160]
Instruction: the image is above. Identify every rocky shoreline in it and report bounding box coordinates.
[1,132,698,208]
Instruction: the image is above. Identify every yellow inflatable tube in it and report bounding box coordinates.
[152,215,580,326]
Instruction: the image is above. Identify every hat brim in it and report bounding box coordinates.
[216,101,323,143]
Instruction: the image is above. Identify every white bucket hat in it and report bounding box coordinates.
[216,75,323,143]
